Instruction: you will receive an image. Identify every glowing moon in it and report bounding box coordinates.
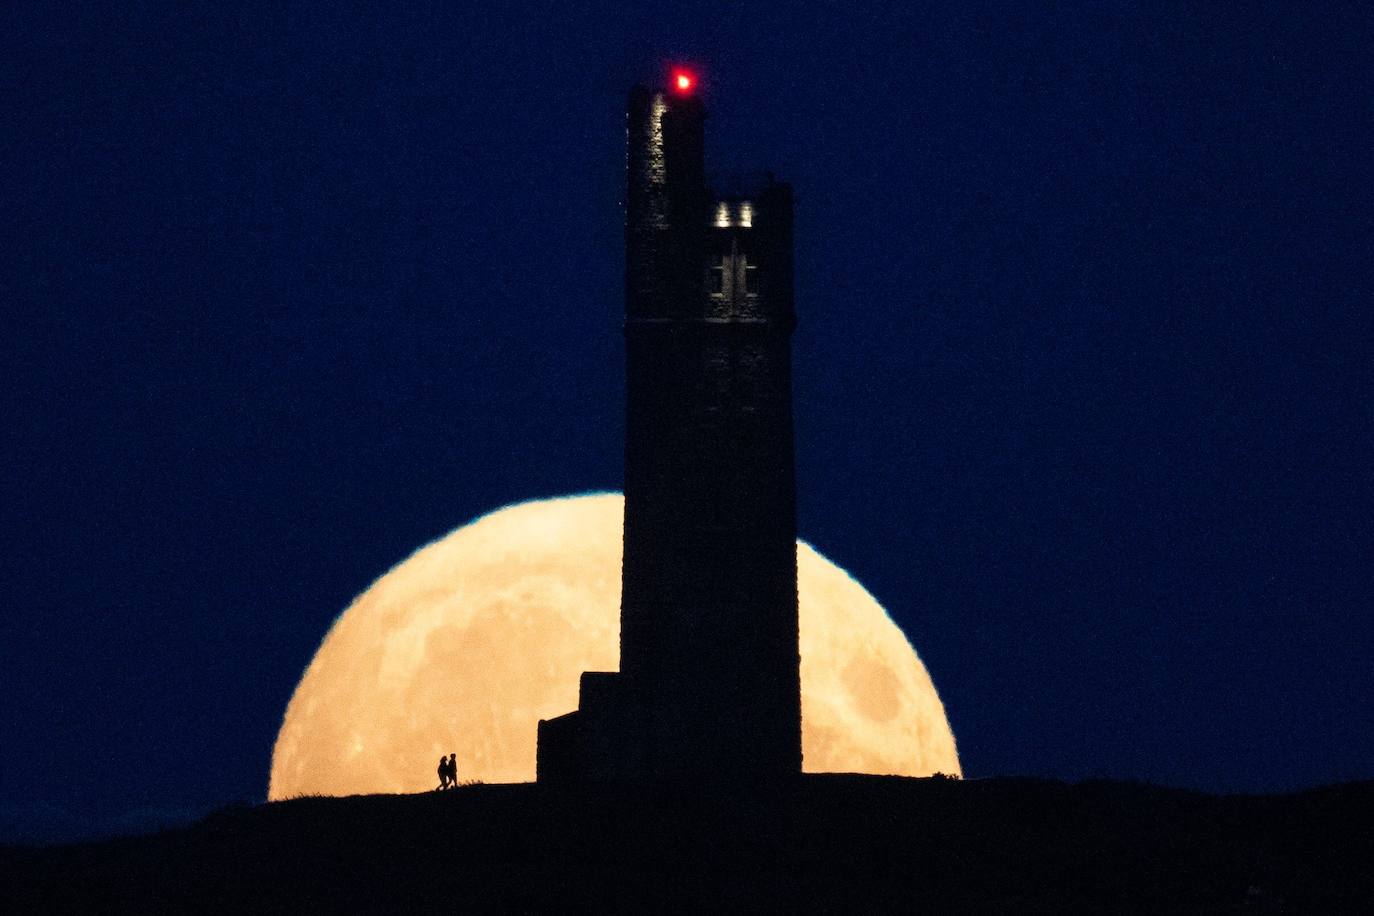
[269,494,958,798]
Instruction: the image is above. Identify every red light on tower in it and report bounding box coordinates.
[673,70,694,93]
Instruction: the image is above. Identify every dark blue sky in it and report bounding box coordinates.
[3,1,1370,842]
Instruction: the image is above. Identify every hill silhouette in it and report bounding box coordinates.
[4,775,1371,912]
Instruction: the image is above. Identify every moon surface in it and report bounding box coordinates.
[269,494,959,798]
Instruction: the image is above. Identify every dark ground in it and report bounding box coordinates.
[3,775,1370,913]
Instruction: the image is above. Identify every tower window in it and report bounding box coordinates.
[708,257,726,295]
[744,264,760,295]
[738,201,754,228]
[714,202,731,228]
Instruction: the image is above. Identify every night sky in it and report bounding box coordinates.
[3,2,1370,843]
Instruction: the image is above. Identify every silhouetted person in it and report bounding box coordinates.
[437,754,450,791]
[446,753,458,788]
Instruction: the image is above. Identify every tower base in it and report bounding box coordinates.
[536,672,645,783]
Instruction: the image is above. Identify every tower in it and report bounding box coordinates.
[537,76,800,781]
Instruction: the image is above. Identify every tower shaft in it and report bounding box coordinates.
[538,83,800,781]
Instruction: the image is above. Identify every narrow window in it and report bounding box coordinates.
[708,257,726,295]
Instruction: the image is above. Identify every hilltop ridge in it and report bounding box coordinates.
[5,775,1371,912]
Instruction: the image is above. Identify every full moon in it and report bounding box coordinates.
[269,494,959,798]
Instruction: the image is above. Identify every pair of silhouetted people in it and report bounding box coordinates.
[436,753,458,790]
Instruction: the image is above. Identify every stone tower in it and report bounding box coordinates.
[537,78,800,781]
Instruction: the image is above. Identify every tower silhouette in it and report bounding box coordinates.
[537,79,800,781]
